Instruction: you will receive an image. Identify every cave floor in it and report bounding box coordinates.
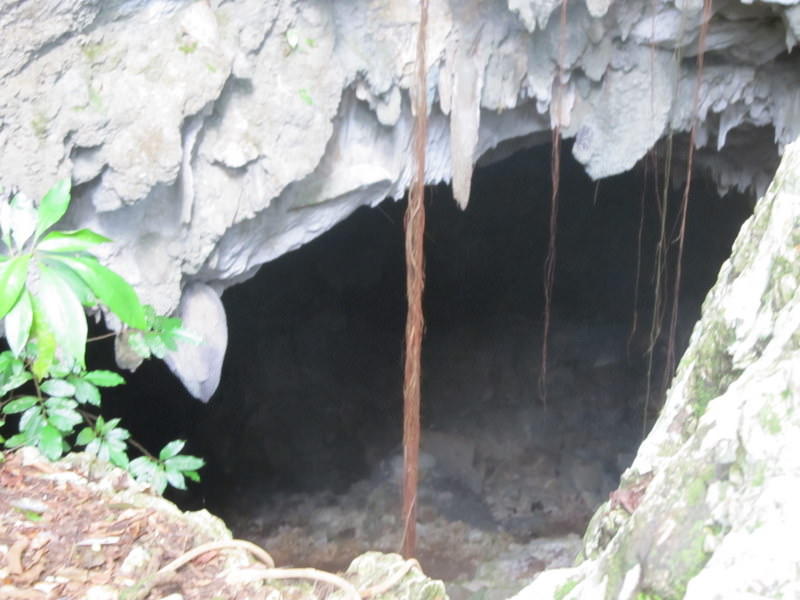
[218,318,653,600]
[0,316,658,600]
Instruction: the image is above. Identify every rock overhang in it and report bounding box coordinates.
[0,0,796,399]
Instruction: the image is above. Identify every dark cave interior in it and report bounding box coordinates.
[100,141,753,574]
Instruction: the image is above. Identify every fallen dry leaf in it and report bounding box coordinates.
[6,537,29,574]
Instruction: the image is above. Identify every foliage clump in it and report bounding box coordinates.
[0,179,203,493]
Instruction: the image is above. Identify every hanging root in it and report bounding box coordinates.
[539,0,569,408]
[627,154,648,361]
[664,0,712,391]
[401,0,429,559]
[641,1,711,438]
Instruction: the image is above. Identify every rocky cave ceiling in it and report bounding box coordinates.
[0,0,797,401]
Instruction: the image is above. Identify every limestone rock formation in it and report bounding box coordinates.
[1,0,798,398]
[512,137,800,600]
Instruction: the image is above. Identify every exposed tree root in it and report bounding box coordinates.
[149,538,423,600]
[156,538,277,572]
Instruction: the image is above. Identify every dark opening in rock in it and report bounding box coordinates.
[103,141,753,586]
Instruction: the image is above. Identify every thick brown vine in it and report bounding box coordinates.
[401,0,429,559]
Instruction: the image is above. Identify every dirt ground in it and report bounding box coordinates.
[0,448,429,600]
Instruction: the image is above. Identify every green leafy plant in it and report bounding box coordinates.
[0,179,203,494]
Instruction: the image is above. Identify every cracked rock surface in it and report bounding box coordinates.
[1,0,797,396]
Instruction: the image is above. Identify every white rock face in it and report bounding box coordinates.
[162,282,228,402]
[512,138,800,600]
[0,0,798,397]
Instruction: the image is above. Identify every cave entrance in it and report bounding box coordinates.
[110,141,754,589]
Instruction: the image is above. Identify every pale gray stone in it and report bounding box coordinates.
[512,136,800,600]
[164,282,228,402]
[1,0,799,402]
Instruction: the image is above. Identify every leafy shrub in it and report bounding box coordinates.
[0,179,203,493]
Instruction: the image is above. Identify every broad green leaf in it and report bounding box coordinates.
[164,469,187,490]
[105,440,127,458]
[128,456,157,479]
[43,255,146,329]
[41,378,76,397]
[44,396,79,418]
[2,395,38,414]
[159,439,185,461]
[39,257,95,306]
[29,306,57,381]
[8,194,37,249]
[85,438,100,457]
[171,327,203,346]
[4,288,32,356]
[97,416,112,432]
[95,439,110,462]
[84,370,125,387]
[148,469,168,495]
[153,315,182,331]
[0,350,21,371]
[45,360,72,379]
[36,264,88,367]
[34,179,71,241]
[155,332,179,352]
[69,377,101,406]
[0,353,32,395]
[46,406,82,432]
[105,425,129,442]
[5,432,29,447]
[164,454,205,471]
[151,315,202,345]
[19,405,43,431]
[37,423,64,460]
[142,304,157,323]
[37,229,110,253]
[144,332,168,358]
[0,255,30,319]
[183,470,201,483]
[44,396,78,411]
[75,426,95,446]
[124,331,150,359]
[0,373,32,396]
[109,449,129,469]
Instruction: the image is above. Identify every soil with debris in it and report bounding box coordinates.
[0,447,261,599]
[0,447,439,600]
